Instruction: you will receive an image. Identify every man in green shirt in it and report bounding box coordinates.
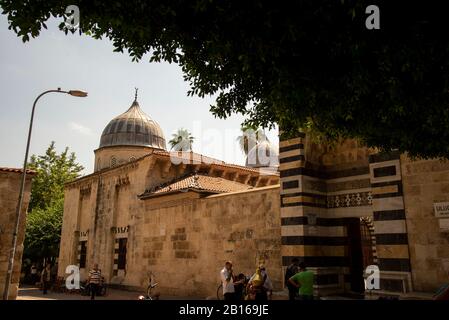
[288,262,314,300]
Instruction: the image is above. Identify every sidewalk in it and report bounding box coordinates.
[21,286,431,301]
[17,286,203,300]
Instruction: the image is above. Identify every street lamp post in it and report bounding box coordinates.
[2,88,88,300]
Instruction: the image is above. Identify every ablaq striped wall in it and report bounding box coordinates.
[369,151,412,292]
[279,133,347,294]
[279,132,414,295]
[280,132,311,265]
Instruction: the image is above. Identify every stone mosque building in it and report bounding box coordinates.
[57,94,449,298]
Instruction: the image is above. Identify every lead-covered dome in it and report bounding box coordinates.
[99,99,166,150]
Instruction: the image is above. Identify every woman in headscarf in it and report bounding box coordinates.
[247,265,273,301]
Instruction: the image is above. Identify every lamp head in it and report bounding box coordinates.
[68,90,88,97]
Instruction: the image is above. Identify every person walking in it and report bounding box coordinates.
[285,258,300,300]
[289,262,315,300]
[50,263,58,283]
[87,263,102,300]
[220,261,235,301]
[30,264,38,285]
[41,264,51,294]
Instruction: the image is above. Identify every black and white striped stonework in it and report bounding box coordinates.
[113,239,120,276]
[279,133,347,293]
[369,151,412,292]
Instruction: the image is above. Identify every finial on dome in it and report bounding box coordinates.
[134,87,138,102]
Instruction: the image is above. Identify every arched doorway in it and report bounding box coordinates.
[360,217,376,269]
[346,217,376,293]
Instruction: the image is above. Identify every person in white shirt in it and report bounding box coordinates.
[220,261,235,301]
[261,266,273,299]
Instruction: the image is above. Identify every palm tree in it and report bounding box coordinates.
[236,124,269,155]
[169,128,195,151]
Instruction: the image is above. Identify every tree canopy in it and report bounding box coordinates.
[24,198,65,263]
[24,142,84,263]
[27,141,84,211]
[2,1,449,158]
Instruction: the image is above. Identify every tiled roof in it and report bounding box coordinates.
[67,149,278,186]
[152,150,224,165]
[0,167,36,174]
[152,150,276,175]
[140,173,252,198]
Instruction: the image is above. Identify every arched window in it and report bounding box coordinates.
[110,156,117,168]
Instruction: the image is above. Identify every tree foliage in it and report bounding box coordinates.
[24,198,64,262]
[236,124,269,156]
[168,128,195,151]
[2,1,449,157]
[24,142,83,262]
[27,141,84,211]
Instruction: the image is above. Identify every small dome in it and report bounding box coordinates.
[99,99,166,150]
[246,140,279,168]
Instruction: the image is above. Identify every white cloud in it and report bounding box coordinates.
[69,122,93,136]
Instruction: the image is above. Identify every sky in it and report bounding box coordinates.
[0,15,278,175]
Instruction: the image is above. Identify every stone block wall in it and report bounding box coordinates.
[401,156,449,291]
[58,136,449,297]
[58,152,281,297]
[94,145,154,171]
[135,186,282,297]
[0,169,34,300]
